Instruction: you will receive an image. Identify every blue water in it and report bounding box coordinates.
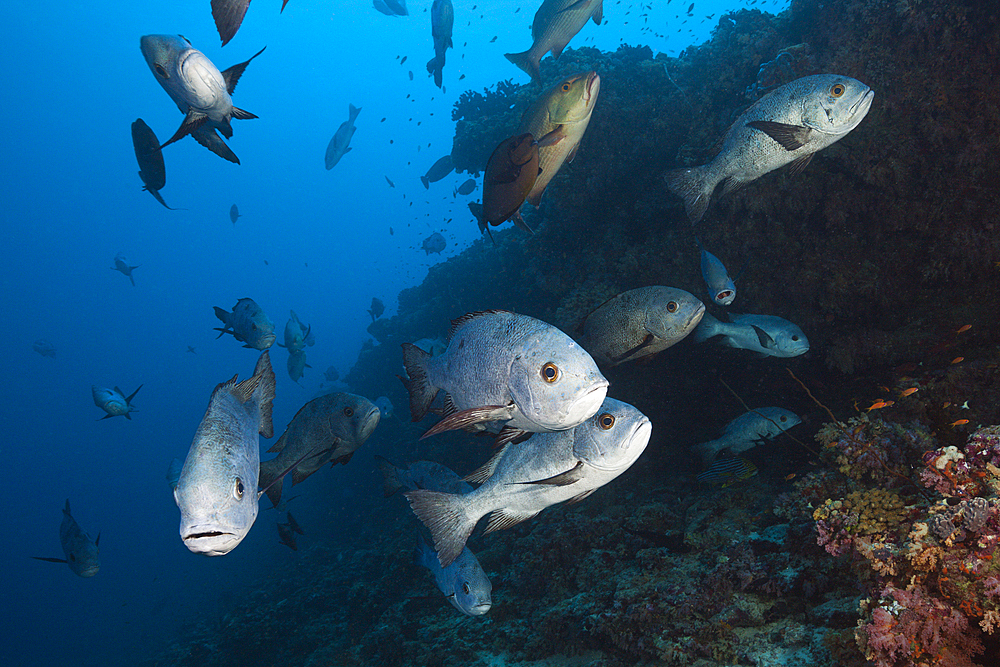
[0,1,788,665]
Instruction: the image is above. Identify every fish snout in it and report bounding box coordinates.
[181,526,242,556]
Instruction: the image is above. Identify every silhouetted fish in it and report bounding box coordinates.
[131,119,175,209]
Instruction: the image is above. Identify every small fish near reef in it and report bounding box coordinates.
[477,132,541,235]
[33,339,57,358]
[131,119,176,209]
[374,396,395,420]
[32,500,100,577]
[426,0,454,89]
[696,456,759,488]
[407,397,651,567]
[174,351,275,556]
[210,0,291,47]
[401,310,608,442]
[518,71,600,207]
[258,392,380,507]
[454,178,477,196]
[417,535,492,616]
[324,366,340,383]
[140,35,265,165]
[691,408,801,466]
[368,297,385,322]
[692,312,809,358]
[111,253,140,286]
[698,238,736,306]
[664,74,874,223]
[325,104,362,170]
[93,384,142,420]
[276,521,297,550]
[213,298,276,350]
[229,204,241,224]
[421,155,454,188]
[422,232,447,255]
[505,0,604,82]
[577,286,705,366]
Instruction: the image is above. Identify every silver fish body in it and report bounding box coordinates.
[692,407,800,466]
[259,392,380,507]
[418,537,492,616]
[505,0,603,81]
[693,312,809,358]
[578,286,705,366]
[426,0,454,88]
[175,351,275,556]
[401,310,608,438]
[407,397,651,566]
[699,240,736,306]
[665,74,874,222]
[325,104,361,170]
[375,456,473,497]
[92,384,142,420]
[213,298,276,350]
[32,500,100,577]
[111,253,140,286]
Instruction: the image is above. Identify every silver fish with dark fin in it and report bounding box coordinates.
[505,0,603,82]
[692,408,800,466]
[325,104,361,170]
[213,298,276,350]
[93,384,142,420]
[32,500,101,577]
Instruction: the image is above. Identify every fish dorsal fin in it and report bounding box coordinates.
[267,432,288,454]
[577,293,620,333]
[448,310,511,340]
[521,461,586,486]
[746,120,812,151]
[210,0,251,46]
[126,385,143,404]
[222,46,267,95]
[464,444,511,484]
[484,508,539,534]
[750,325,775,349]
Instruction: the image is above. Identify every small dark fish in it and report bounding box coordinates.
[277,521,298,550]
[421,155,454,188]
[368,297,385,322]
[230,204,241,224]
[401,55,408,65]
[489,35,497,43]
[454,178,477,196]
[422,232,446,255]
[187,346,197,354]
[385,175,395,188]
[131,119,175,209]
[389,226,394,235]
[409,70,414,81]
[285,511,304,535]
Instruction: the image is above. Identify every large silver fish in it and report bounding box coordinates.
[664,74,874,223]
[258,392,380,507]
[32,500,100,577]
[131,119,175,210]
[280,310,314,352]
[140,35,265,165]
[577,286,705,366]
[210,0,291,47]
[505,0,604,82]
[691,408,801,466]
[692,312,809,358]
[418,536,492,616]
[401,310,608,441]
[517,71,600,206]
[325,104,361,170]
[111,253,140,286]
[214,298,276,350]
[174,351,275,556]
[407,397,651,567]
[426,0,453,89]
[92,384,142,420]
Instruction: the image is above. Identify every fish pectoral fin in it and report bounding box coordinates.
[750,324,775,349]
[222,46,267,95]
[591,0,604,24]
[419,404,516,439]
[511,210,535,235]
[565,142,580,163]
[484,508,540,534]
[191,126,240,164]
[567,488,597,504]
[535,127,565,148]
[31,557,68,564]
[160,111,208,150]
[494,426,532,449]
[788,152,814,175]
[746,120,813,151]
[231,106,258,121]
[97,414,114,421]
[521,461,586,486]
[611,333,657,363]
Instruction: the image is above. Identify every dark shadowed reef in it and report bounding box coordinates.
[144,1,1000,665]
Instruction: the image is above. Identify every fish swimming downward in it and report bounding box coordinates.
[401,310,608,443]
[691,408,801,466]
[93,384,142,420]
[518,70,600,207]
[32,500,101,577]
[373,0,408,17]
[426,0,454,89]
[407,397,651,567]
[286,350,310,383]
[692,312,809,358]
[131,119,176,209]
[214,298,276,350]
[505,0,604,82]
[325,104,361,170]
[664,74,874,223]
[140,34,265,165]
[258,392,380,507]
[174,351,275,556]
[280,310,314,353]
[111,253,140,286]
[698,238,736,306]
[577,286,705,366]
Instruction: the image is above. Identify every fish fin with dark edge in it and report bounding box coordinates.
[511,209,535,235]
[610,333,656,364]
[145,187,177,210]
[281,0,290,11]
[788,152,814,175]
[591,0,604,24]
[663,164,716,224]
[191,126,240,164]
[375,454,404,497]
[210,0,251,46]
[330,451,352,466]
[95,533,100,547]
[504,51,541,82]
[535,127,564,147]
[464,444,511,484]
[125,412,132,420]
[420,404,515,439]
[405,489,477,568]
[221,46,267,94]
[484,507,539,534]
[719,175,749,197]
[31,557,68,564]
[126,385,142,404]
[160,110,208,150]
[567,488,597,504]
[231,106,258,121]
[745,120,812,151]
[129,274,136,287]
[565,142,580,163]
[750,325,775,350]
[97,414,114,420]
[401,343,439,421]
[494,425,531,448]
[521,461,585,486]
[258,457,285,507]
[228,351,275,437]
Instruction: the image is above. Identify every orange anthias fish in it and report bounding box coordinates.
[949,419,970,428]
[956,324,972,334]
[951,357,964,365]
[899,387,919,398]
[866,400,893,412]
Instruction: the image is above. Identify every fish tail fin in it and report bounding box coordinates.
[374,455,403,497]
[213,306,230,324]
[692,438,727,467]
[691,312,721,343]
[129,274,136,287]
[426,57,443,88]
[420,175,430,189]
[258,458,284,507]
[405,489,476,568]
[663,165,717,224]
[348,104,362,121]
[504,50,540,82]
[401,343,438,421]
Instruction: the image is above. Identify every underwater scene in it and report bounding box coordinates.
[3,0,1000,665]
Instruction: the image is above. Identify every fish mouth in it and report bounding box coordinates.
[182,529,242,556]
[467,602,493,615]
[77,565,100,578]
[686,302,707,329]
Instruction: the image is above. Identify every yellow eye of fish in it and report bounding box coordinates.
[666,301,678,313]
[541,362,559,383]
[830,83,845,98]
[462,583,471,595]
[344,407,354,417]
[598,413,615,430]
[234,478,245,499]
[561,82,571,92]
[154,64,169,79]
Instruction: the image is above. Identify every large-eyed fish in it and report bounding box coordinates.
[214,298,276,350]
[131,119,175,209]
[325,104,361,170]
[691,408,800,466]
[140,35,265,165]
[692,312,809,358]
[32,500,101,577]
[426,0,454,89]
[505,0,604,82]
[174,351,275,556]
[93,384,142,420]
[407,397,650,567]
[664,74,874,223]
[418,536,492,616]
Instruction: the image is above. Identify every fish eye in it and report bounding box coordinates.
[252,324,257,330]
[791,335,799,341]
[780,415,788,422]
[154,64,169,79]
[343,407,354,417]
[666,301,678,313]
[830,83,845,98]
[462,583,470,595]
[598,413,616,430]
[541,362,559,383]
[234,478,244,500]
[561,82,571,92]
